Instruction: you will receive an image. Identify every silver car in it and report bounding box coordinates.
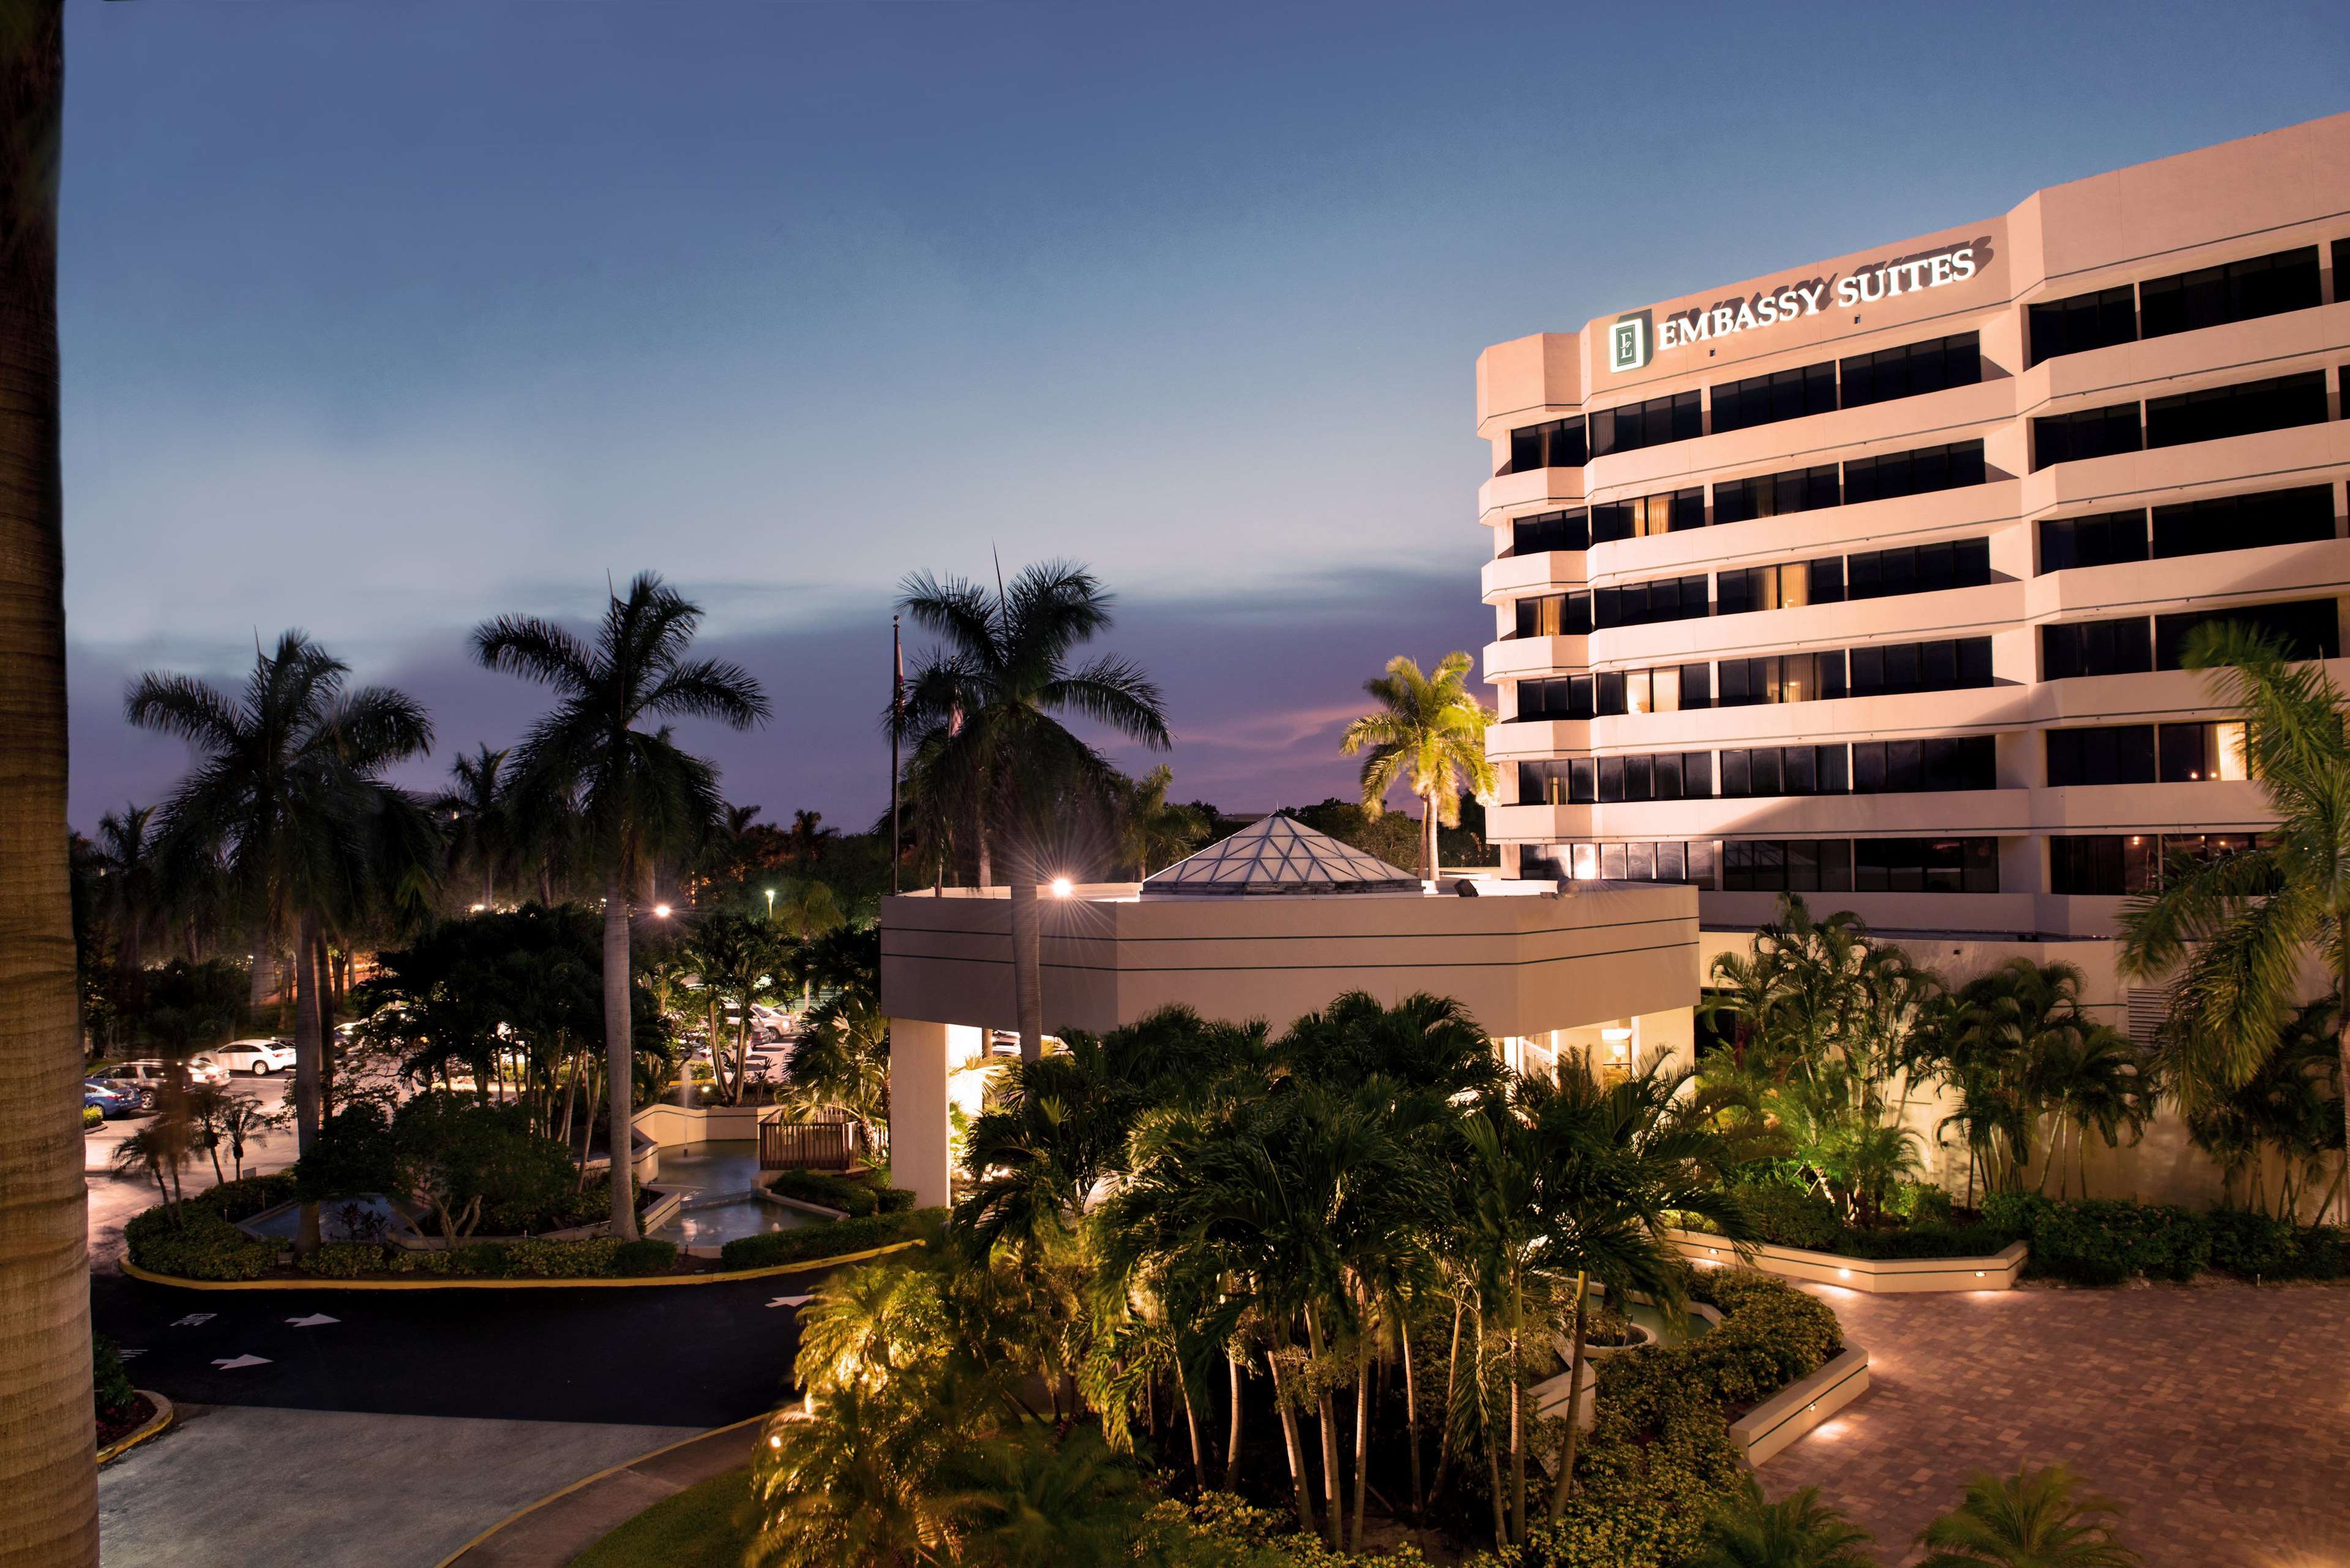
[213,1038,297,1075]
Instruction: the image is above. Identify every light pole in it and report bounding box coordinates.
[764,887,776,922]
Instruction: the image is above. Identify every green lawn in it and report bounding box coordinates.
[571,1466,755,1568]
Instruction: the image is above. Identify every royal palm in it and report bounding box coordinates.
[895,560,1168,1061]
[1341,651,1494,882]
[474,572,768,1239]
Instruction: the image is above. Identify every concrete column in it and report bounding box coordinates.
[889,1018,952,1209]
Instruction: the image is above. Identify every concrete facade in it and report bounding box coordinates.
[880,879,1699,1207]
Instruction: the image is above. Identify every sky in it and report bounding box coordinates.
[58,1,2350,834]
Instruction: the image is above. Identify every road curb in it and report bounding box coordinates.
[97,1391,175,1465]
[432,1416,762,1568]
[119,1239,920,1292]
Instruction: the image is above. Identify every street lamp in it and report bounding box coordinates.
[653,903,672,919]
[1050,877,1072,898]
[765,887,776,920]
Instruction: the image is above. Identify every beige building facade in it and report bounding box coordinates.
[1476,113,2350,1208]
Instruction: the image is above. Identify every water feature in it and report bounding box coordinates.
[651,1139,763,1192]
[1625,1299,1710,1344]
[240,1194,413,1243]
[648,1192,823,1250]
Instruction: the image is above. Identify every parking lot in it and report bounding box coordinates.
[83,1074,301,1268]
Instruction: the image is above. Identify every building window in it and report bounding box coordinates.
[2138,246,2321,339]
[1505,417,1586,474]
[2038,510,2149,573]
[1724,838,1857,894]
[1846,637,1994,697]
[2027,285,2136,368]
[1507,509,1589,556]
[2050,832,2257,895]
[1517,760,1573,804]
[1854,836,1999,893]
[1720,745,1849,797]
[1716,561,1839,616]
[2031,403,2141,470]
[1592,573,1710,630]
[1713,465,1839,526]
[2151,485,2335,560]
[1588,391,1701,459]
[1846,539,1991,600]
[1843,440,1985,506]
[1839,332,1982,410]
[1591,488,1704,542]
[2045,725,2156,786]
[1717,650,1847,707]
[2144,370,2328,449]
[2156,720,2251,783]
[2155,599,2341,668]
[2041,617,2152,679]
[1547,840,1716,888]
[1513,593,1591,638]
[1516,677,1585,720]
[1576,750,1716,804]
[1850,734,1997,793]
[1710,362,1836,434]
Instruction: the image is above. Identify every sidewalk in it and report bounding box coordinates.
[441,1418,761,1567]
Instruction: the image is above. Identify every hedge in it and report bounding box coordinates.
[1501,1269,1840,1568]
[124,1204,275,1281]
[1693,1187,2007,1261]
[1981,1193,2346,1285]
[764,1168,917,1219]
[716,1208,940,1271]
[310,1238,684,1279]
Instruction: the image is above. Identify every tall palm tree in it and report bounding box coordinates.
[0,10,97,1552]
[2120,621,2350,1198]
[894,561,1169,1061]
[1112,763,1208,878]
[1340,651,1494,882]
[91,802,165,977]
[435,744,519,911]
[1914,1464,2140,1568]
[474,573,768,1239]
[679,911,785,1105]
[1936,959,2111,1195]
[1693,1477,1880,1568]
[127,632,438,1172]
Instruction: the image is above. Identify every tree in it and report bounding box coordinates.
[89,802,164,978]
[127,631,438,1190]
[435,745,519,911]
[1112,763,1208,878]
[2120,621,2350,1211]
[1339,651,1494,882]
[1935,960,2146,1198]
[474,573,769,1239]
[1693,1477,1880,1568]
[895,560,1169,1061]
[2182,998,2343,1217]
[681,912,785,1104]
[1914,1465,2140,1568]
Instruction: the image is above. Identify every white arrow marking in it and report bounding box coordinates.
[285,1313,339,1328]
[118,1348,147,1361]
[171,1313,215,1328]
[211,1354,271,1370]
[765,1295,812,1309]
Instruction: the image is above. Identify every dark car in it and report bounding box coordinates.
[83,1079,140,1119]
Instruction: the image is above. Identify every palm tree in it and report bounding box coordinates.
[91,802,165,977]
[2120,622,2350,1204]
[895,561,1169,1061]
[435,745,519,911]
[1937,960,2112,1196]
[1693,1477,1880,1568]
[0,8,97,1556]
[1112,763,1208,878]
[680,912,785,1105]
[127,632,438,1179]
[1913,1465,2141,1567]
[1340,652,1494,882]
[474,573,768,1239]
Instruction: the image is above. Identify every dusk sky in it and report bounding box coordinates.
[59,2,2350,835]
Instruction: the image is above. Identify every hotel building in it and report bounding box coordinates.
[1478,111,2350,1037]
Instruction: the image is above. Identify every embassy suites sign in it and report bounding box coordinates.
[1608,240,1985,373]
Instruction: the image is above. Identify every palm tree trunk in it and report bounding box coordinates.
[1265,1342,1317,1539]
[0,10,99,1553]
[1421,790,1438,882]
[1177,1357,1206,1491]
[1011,870,1044,1064]
[2335,995,2350,1222]
[1400,1309,1423,1520]
[293,909,325,1256]
[1349,1305,1372,1551]
[1548,1272,1590,1519]
[1302,1305,1343,1548]
[1433,1296,1463,1497]
[312,931,334,1113]
[1507,1277,1525,1545]
[1225,1354,1244,1492]
[603,865,640,1241]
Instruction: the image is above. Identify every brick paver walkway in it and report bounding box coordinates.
[1763,1281,2350,1567]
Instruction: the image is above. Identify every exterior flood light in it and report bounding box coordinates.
[653,903,672,919]
[1050,878,1073,898]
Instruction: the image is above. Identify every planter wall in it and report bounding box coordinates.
[1733,1344,1871,1465]
[1667,1228,2027,1293]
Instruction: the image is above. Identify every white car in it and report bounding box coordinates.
[214,1038,296,1075]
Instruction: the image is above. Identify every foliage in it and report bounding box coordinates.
[1731,1187,1844,1252]
[1913,1463,2141,1567]
[390,1090,584,1238]
[1688,1476,1879,1568]
[2179,998,2343,1220]
[1113,763,1211,878]
[1989,1197,2212,1286]
[1135,1493,1432,1566]
[296,1242,386,1278]
[767,1168,904,1218]
[92,1335,140,1425]
[1339,651,1495,881]
[785,925,889,1139]
[570,1466,755,1568]
[122,1204,274,1281]
[2201,1209,2344,1281]
[717,1209,938,1271]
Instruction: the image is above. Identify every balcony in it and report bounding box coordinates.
[1489,789,2029,844]
[1483,634,1587,682]
[2016,301,2350,416]
[2018,417,2350,517]
[1478,467,1586,520]
[2023,536,2350,623]
[1482,550,1586,603]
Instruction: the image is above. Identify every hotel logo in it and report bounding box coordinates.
[1608,312,1651,373]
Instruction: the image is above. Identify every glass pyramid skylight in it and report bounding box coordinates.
[1140,815,1424,897]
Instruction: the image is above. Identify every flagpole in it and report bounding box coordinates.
[890,614,903,895]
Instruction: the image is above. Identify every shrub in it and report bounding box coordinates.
[2024,1199,2210,1285]
[2208,1211,2348,1281]
[1980,1190,2051,1241]
[1837,1221,2013,1260]
[875,1186,916,1215]
[84,1105,103,1131]
[193,1171,300,1224]
[297,1242,389,1277]
[716,1209,938,1271]
[1735,1187,1844,1252]
[767,1168,880,1216]
[93,1334,140,1424]
[498,1239,626,1278]
[611,1238,680,1276]
[124,1205,274,1281]
[1888,1180,1955,1226]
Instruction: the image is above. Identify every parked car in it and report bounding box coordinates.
[214,1037,297,1075]
[92,1057,228,1108]
[82,1080,138,1119]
